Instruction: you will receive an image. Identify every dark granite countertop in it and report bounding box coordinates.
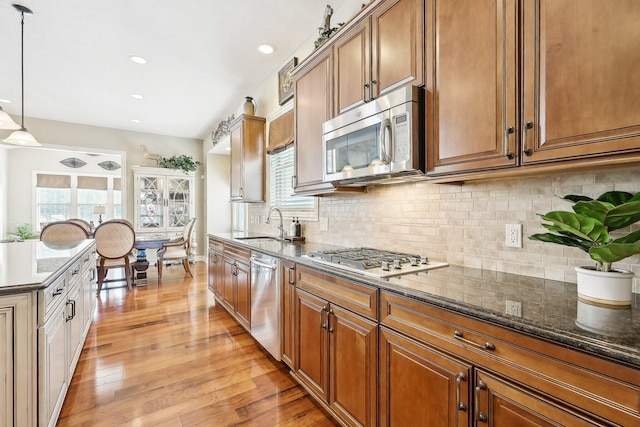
[210,232,640,368]
[0,239,95,295]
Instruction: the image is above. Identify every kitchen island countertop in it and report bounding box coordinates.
[0,239,95,295]
[210,232,640,367]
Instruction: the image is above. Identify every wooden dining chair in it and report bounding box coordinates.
[94,220,136,293]
[157,217,196,281]
[68,218,92,234]
[40,221,89,247]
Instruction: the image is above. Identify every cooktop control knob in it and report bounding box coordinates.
[393,259,402,269]
[381,261,390,271]
[420,256,429,264]
[410,257,418,266]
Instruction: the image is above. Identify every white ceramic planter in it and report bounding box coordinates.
[575,266,634,306]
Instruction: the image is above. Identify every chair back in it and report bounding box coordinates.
[94,220,135,260]
[68,218,92,233]
[40,221,89,247]
[182,217,197,250]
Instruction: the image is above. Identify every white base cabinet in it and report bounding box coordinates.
[0,293,36,427]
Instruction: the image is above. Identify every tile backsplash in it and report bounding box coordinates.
[249,164,640,292]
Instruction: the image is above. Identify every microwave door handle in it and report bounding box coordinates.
[379,118,392,164]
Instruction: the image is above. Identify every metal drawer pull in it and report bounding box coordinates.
[475,380,488,423]
[288,266,295,285]
[454,330,495,351]
[52,287,64,296]
[327,309,334,333]
[66,299,76,322]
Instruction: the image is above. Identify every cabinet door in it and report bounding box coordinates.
[521,0,640,164]
[474,370,602,426]
[295,288,329,400]
[234,261,251,330]
[293,50,336,195]
[167,176,192,228]
[379,327,470,427]
[329,304,378,427]
[280,260,296,368]
[230,123,243,200]
[136,175,166,229]
[334,20,370,114]
[67,281,84,378]
[371,0,424,99]
[39,305,68,427]
[222,257,236,312]
[426,0,518,175]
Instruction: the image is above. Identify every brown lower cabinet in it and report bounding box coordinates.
[280,260,296,368]
[293,266,379,427]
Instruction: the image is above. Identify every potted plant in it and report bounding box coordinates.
[529,190,640,306]
[6,222,37,241]
[159,155,202,173]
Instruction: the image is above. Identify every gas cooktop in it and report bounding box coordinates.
[305,247,448,279]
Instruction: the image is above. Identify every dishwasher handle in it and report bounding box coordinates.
[250,257,278,270]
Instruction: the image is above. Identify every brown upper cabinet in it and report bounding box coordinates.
[426,0,640,178]
[230,114,265,202]
[333,0,424,115]
[292,49,337,196]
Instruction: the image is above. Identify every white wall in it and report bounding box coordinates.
[0,147,7,238]
[205,153,231,234]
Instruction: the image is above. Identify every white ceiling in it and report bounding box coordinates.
[0,0,349,141]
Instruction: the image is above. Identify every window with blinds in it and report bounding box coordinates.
[269,147,317,220]
[36,173,122,229]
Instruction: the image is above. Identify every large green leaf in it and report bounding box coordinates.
[589,242,640,265]
[596,191,637,205]
[612,229,640,244]
[572,200,614,224]
[538,211,609,243]
[529,233,591,252]
[602,201,640,230]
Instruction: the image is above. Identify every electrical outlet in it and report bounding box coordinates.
[505,223,522,248]
[320,217,329,231]
[505,299,522,317]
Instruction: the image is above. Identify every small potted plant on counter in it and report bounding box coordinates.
[529,190,640,306]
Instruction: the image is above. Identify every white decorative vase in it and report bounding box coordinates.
[243,96,256,115]
[575,266,634,306]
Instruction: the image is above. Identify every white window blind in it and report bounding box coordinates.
[269,147,317,220]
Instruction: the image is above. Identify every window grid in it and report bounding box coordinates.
[269,147,317,221]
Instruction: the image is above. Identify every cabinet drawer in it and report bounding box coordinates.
[296,265,378,320]
[224,243,250,264]
[80,245,97,273]
[209,238,224,253]
[380,291,640,425]
[40,275,66,323]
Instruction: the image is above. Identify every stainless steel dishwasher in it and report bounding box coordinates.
[250,251,281,360]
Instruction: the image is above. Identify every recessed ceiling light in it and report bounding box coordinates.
[131,94,144,99]
[129,55,147,64]
[258,44,274,54]
[0,99,10,104]
[131,119,140,123]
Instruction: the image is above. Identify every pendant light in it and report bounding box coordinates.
[2,4,40,147]
[0,106,20,130]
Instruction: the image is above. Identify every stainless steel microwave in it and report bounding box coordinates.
[322,86,425,186]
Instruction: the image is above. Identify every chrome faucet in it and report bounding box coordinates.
[266,207,285,240]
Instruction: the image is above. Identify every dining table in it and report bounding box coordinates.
[133,234,170,285]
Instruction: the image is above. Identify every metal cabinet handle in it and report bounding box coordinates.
[455,372,467,427]
[53,287,64,296]
[522,121,534,156]
[291,175,296,189]
[454,330,495,351]
[327,309,335,333]
[288,266,295,285]
[370,80,377,101]
[475,380,488,423]
[66,299,76,322]
[504,126,515,159]
[320,306,328,329]
[363,83,370,103]
[72,268,80,275]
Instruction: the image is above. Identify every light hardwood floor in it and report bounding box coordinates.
[57,262,337,426]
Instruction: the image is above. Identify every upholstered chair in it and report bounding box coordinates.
[157,217,196,281]
[94,220,136,293]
